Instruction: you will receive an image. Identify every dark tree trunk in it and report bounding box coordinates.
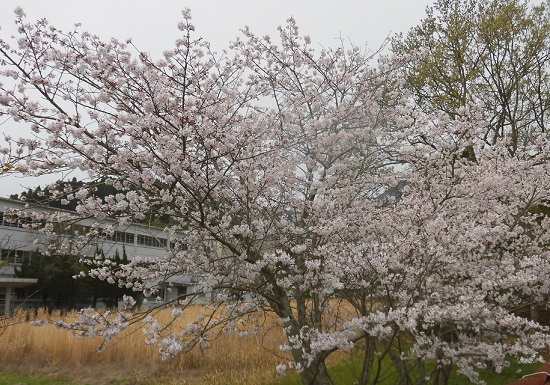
[297,358,332,385]
[263,279,334,385]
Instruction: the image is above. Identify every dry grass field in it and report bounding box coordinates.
[0,306,293,385]
[1,306,543,385]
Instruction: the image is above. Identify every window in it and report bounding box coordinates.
[19,217,34,229]
[3,214,19,228]
[103,230,134,243]
[170,241,188,250]
[137,234,167,248]
[72,224,91,236]
[0,212,36,228]
[0,249,34,264]
[177,286,187,297]
[121,231,135,244]
[52,222,71,234]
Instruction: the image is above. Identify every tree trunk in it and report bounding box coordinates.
[263,283,333,385]
[359,335,376,385]
[386,343,413,385]
[297,356,332,385]
[417,359,427,385]
[440,364,452,385]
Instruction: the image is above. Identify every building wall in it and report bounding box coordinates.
[0,197,175,264]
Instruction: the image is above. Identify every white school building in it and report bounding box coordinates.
[0,197,204,315]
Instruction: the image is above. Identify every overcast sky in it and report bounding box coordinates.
[0,0,433,197]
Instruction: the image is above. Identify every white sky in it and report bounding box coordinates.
[0,0,433,197]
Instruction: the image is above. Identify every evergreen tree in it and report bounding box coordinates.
[16,246,133,311]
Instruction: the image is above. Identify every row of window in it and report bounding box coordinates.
[136,234,167,248]
[0,212,176,250]
[0,249,38,264]
[0,212,29,229]
[104,230,135,244]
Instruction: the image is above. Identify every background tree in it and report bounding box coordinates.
[3,9,550,385]
[10,177,84,210]
[79,247,134,309]
[16,246,133,311]
[392,0,550,154]
[16,251,86,312]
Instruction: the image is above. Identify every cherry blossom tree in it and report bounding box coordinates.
[2,8,550,385]
[331,107,550,384]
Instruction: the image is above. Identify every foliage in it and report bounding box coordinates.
[15,251,85,310]
[78,247,134,308]
[10,177,85,210]
[15,247,132,311]
[2,7,550,385]
[392,0,550,154]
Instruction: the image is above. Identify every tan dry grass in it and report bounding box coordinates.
[0,306,291,385]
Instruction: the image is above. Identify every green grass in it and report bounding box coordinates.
[271,357,544,385]
[475,362,541,385]
[0,359,544,385]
